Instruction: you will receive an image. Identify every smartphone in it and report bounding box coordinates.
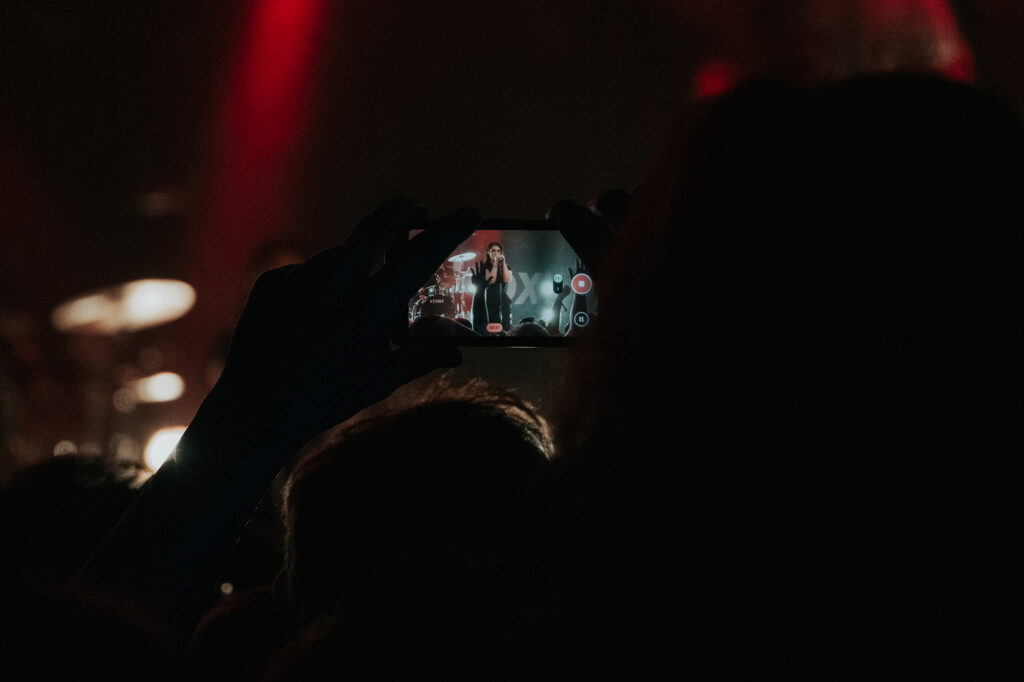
[391,220,597,346]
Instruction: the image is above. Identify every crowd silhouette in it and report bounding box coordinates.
[2,71,1023,679]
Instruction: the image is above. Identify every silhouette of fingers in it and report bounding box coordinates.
[547,198,614,274]
[371,207,480,325]
[591,188,631,233]
[322,197,429,294]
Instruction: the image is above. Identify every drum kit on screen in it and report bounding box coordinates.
[409,251,477,323]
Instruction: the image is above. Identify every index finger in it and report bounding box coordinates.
[547,199,614,274]
[327,197,429,293]
[371,207,480,318]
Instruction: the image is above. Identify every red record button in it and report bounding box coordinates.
[571,273,593,295]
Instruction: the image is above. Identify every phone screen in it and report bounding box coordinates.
[399,223,597,345]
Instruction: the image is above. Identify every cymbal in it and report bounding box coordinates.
[448,251,476,263]
[52,279,196,334]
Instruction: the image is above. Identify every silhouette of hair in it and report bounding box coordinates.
[281,379,555,630]
[408,316,480,337]
[260,553,566,681]
[0,456,181,681]
[0,455,142,584]
[561,73,1024,677]
[509,321,550,337]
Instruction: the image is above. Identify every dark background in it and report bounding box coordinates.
[2,0,1023,469]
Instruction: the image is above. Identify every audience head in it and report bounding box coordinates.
[408,316,480,337]
[509,320,550,338]
[572,73,1024,452]
[262,553,566,681]
[280,379,555,630]
[0,454,142,586]
[563,72,1024,675]
[0,455,181,681]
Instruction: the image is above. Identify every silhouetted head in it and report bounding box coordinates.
[0,456,180,681]
[408,316,480,337]
[563,73,1024,676]
[0,454,142,586]
[280,380,555,631]
[262,552,566,681]
[509,321,550,338]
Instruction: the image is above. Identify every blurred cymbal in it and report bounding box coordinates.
[52,279,196,334]
[448,251,476,263]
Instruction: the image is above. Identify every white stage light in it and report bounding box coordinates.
[131,372,185,403]
[52,279,196,334]
[144,426,186,471]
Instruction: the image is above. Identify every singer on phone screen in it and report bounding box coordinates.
[471,242,513,334]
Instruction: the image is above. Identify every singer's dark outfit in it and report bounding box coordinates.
[473,273,512,334]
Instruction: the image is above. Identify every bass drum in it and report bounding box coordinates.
[410,288,456,321]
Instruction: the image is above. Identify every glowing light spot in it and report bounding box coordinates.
[220,582,235,597]
[130,372,185,403]
[694,59,740,99]
[123,281,195,329]
[144,426,186,471]
[52,280,196,333]
[113,388,139,413]
[53,440,77,456]
[51,294,116,332]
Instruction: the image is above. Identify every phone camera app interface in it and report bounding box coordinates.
[406,229,597,340]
